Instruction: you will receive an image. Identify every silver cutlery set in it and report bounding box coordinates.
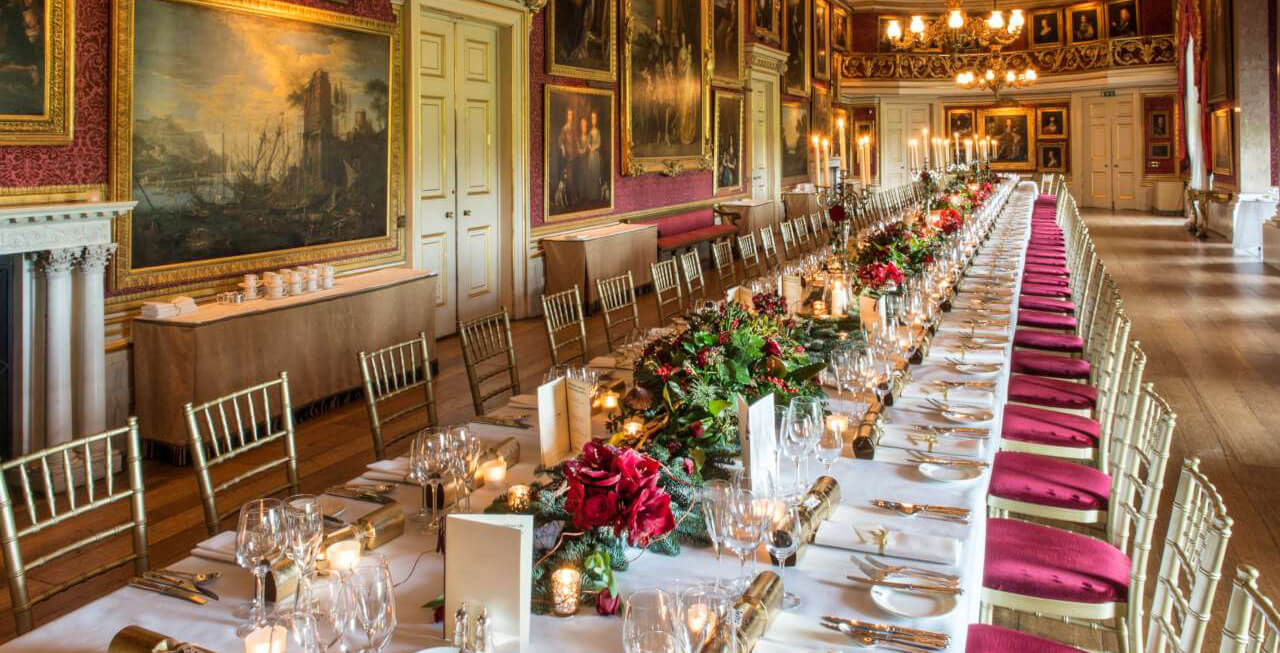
[129,570,222,605]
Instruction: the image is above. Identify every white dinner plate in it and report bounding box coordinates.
[870,573,958,619]
[918,462,984,483]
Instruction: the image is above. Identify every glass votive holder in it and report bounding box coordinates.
[244,623,287,653]
[507,484,531,511]
[325,539,361,573]
[481,459,506,488]
[550,567,581,616]
[622,417,644,438]
[599,391,620,412]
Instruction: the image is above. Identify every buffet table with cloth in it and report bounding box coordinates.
[542,223,658,307]
[132,268,438,463]
[1,182,1036,652]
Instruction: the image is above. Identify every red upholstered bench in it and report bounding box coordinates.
[641,209,739,253]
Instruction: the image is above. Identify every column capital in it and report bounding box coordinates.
[34,248,80,275]
[78,243,118,273]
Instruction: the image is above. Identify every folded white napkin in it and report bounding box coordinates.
[878,427,984,457]
[140,302,180,319]
[814,518,961,566]
[927,338,1007,365]
[899,383,994,409]
[191,531,237,564]
[587,356,617,369]
[364,457,409,482]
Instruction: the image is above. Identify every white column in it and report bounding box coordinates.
[36,248,79,449]
[76,244,115,437]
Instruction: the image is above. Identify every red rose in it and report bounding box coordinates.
[624,486,676,547]
[682,457,695,476]
[596,588,621,616]
[655,363,678,380]
[696,348,711,368]
[689,420,705,440]
[718,332,730,345]
[577,489,620,529]
[763,338,782,357]
[829,204,847,223]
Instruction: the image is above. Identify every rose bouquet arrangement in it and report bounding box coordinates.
[855,261,905,293]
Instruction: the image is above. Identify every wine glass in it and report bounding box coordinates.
[779,409,810,497]
[722,489,767,591]
[762,496,803,609]
[448,426,481,512]
[680,584,733,652]
[407,429,445,527]
[816,422,844,475]
[790,397,824,487]
[236,498,285,636]
[699,480,733,583]
[294,571,348,653]
[282,495,325,615]
[622,589,679,653]
[342,555,397,653]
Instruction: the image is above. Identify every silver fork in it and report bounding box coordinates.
[852,555,959,585]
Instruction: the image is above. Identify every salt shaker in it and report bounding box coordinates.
[452,605,468,650]
[474,607,494,653]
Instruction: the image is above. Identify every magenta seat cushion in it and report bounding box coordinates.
[656,224,738,251]
[990,451,1111,511]
[1029,239,1065,248]
[1036,194,1058,204]
[1024,274,1069,287]
[967,625,1084,653]
[1027,255,1068,266]
[1026,264,1070,277]
[1002,404,1099,448]
[1012,350,1091,379]
[1015,329,1084,353]
[1018,310,1078,331]
[651,210,713,237]
[985,518,1131,603]
[1019,295,1076,314]
[1021,283,1074,299]
[1028,244,1067,253]
[1008,374,1098,409]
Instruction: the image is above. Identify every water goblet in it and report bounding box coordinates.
[236,498,285,636]
[342,555,397,653]
[762,496,803,609]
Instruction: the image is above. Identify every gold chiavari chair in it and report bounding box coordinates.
[358,332,437,461]
[458,309,522,415]
[186,372,300,536]
[651,259,684,323]
[711,239,737,291]
[596,271,641,351]
[679,249,707,301]
[0,418,148,634]
[1216,566,1280,653]
[809,212,826,240]
[793,217,811,250]
[737,232,763,279]
[759,225,780,267]
[541,285,589,366]
[778,221,797,258]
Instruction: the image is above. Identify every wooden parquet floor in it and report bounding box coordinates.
[3,209,1279,649]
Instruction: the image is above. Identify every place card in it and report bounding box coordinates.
[445,514,533,650]
[781,275,805,313]
[736,393,776,493]
[537,377,593,467]
[858,294,886,332]
[725,285,754,310]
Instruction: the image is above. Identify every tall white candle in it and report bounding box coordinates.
[811,135,821,184]
[837,118,848,172]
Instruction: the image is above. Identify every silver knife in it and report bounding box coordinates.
[325,487,395,504]
[144,571,219,601]
[129,578,209,604]
[847,575,965,595]
[823,616,951,645]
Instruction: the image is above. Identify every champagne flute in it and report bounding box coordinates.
[343,555,397,653]
[700,480,732,584]
[294,571,347,653]
[236,498,284,636]
[282,495,325,616]
[762,496,803,609]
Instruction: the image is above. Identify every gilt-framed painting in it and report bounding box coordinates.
[1204,0,1233,104]
[109,0,402,296]
[1038,142,1067,172]
[0,0,73,144]
[1211,107,1233,177]
[782,0,809,96]
[1029,8,1062,48]
[714,90,744,195]
[712,0,744,86]
[832,4,849,52]
[811,84,830,136]
[1106,0,1138,38]
[545,85,615,221]
[781,100,810,182]
[751,0,780,44]
[1037,106,1068,139]
[1066,2,1103,44]
[622,0,711,176]
[1148,143,1171,159]
[813,0,829,81]
[547,0,616,82]
[946,108,976,140]
[1148,110,1169,138]
[876,16,899,52]
[980,106,1036,170]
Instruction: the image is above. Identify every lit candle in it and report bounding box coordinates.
[686,602,714,636]
[922,128,930,169]
[507,484,531,511]
[908,138,919,172]
[830,279,848,317]
[244,625,288,653]
[600,390,619,411]
[837,118,848,171]
[551,567,582,616]
[821,137,831,186]
[826,413,850,437]
[481,459,507,488]
[326,539,361,573]
[812,300,827,317]
[811,135,821,185]
[964,138,973,164]
[623,417,644,438]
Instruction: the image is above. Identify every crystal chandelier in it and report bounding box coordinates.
[955,50,1037,100]
[884,0,1025,52]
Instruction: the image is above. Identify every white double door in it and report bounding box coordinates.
[416,11,502,336]
[880,103,931,187]
[1084,95,1138,210]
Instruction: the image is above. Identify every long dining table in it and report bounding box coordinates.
[0,180,1037,653]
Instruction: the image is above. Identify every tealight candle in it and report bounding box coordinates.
[600,390,620,411]
[244,624,287,653]
[326,539,361,573]
[622,417,644,437]
[507,484,531,511]
[826,413,850,436]
[551,567,582,616]
[812,300,827,317]
[481,459,507,488]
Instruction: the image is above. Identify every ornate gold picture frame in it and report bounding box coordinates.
[712,0,745,87]
[1065,2,1104,45]
[109,0,404,299]
[1029,8,1063,49]
[545,85,616,221]
[980,106,1036,171]
[813,0,830,81]
[1211,107,1234,177]
[713,89,744,195]
[782,0,810,96]
[0,0,74,144]
[751,0,781,44]
[546,0,617,82]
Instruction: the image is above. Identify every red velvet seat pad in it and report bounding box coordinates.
[1027,255,1069,266]
[1014,329,1084,353]
[1002,403,1099,448]
[985,518,1131,603]
[1008,374,1098,409]
[1021,283,1074,299]
[1023,274,1070,287]
[656,224,738,251]
[990,451,1110,511]
[1036,194,1058,204]
[1012,350,1091,379]
[1019,295,1076,314]
[967,625,1085,653]
[1017,310,1078,331]
[1025,264,1071,277]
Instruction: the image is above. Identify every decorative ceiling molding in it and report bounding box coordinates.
[838,64,1177,100]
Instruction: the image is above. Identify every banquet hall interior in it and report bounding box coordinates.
[0,0,1278,650]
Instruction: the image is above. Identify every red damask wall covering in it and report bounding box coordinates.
[0,0,393,188]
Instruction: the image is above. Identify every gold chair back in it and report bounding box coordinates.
[359,332,437,460]
[809,212,825,238]
[185,372,300,536]
[679,249,706,301]
[596,271,641,350]
[778,221,796,257]
[737,233,762,278]
[793,218,811,248]
[711,239,737,290]
[759,225,779,265]
[458,309,522,415]
[541,285,589,366]
[0,418,148,634]
[1217,566,1280,653]
[650,259,684,323]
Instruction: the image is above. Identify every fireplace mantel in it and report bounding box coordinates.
[0,201,135,256]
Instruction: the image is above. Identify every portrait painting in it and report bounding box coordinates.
[1038,143,1066,172]
[1204,0,1233,104]
[546,85,615,220]
[714,90,744,195]
[981,107,1035,170]
[1029,8,1062,48]
[1211,108,1233,177]
[1037,107,1067,139]
[877,16,899,52]
[110,0,401,292]
[752,0,780,43]
[783,0,809,95]
[1066,3,1103,44]
[547,0,616,81]
[781,100,809,181]
[622,0,710,175]
[712,0,743,85]
[811,84,830,136]
[946,108,975,140]
[1106,0,1138,38]
[0,0,73,144]
[832,4,849,52]
[1148,143,1171,159]
[1149,110,1169,139]
[813,0,829,81]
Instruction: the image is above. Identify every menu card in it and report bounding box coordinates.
[737,393,776,493]
[859,294,885,332]
[445,514,533,650]
[537,377,593,467]
[725,285,754,310]
[782,275,805,313]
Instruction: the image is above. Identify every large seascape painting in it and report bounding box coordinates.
[622,0,710,175]
[111,0,402,293]
[0,0,72,143]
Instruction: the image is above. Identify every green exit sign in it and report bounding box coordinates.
[1102,89,1117,97]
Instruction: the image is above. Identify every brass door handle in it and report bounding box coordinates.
[445,211,455,219]
[463,210,472,216]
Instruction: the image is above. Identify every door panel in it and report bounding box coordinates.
[750,84,769,201]
[881,105,905,187]
[1111,102,1137,208]
[1086,98,1111,208]
[454,21,501,322]
[417,12,458,336]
